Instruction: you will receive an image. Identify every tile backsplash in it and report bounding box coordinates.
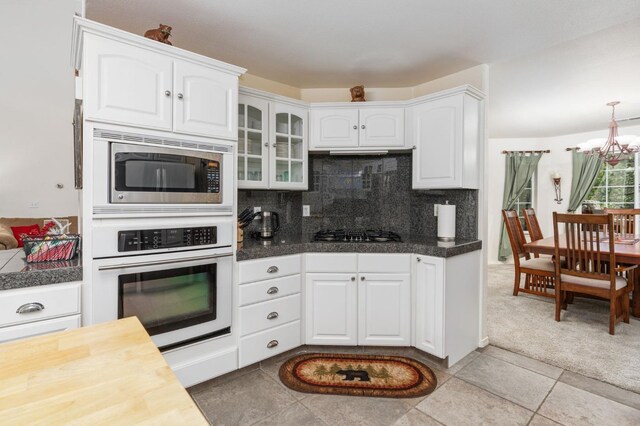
[238,153,478,240]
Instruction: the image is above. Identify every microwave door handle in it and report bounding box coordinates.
[162,168,167,190]
[98,253,233,271]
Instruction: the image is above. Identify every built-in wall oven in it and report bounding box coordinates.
[91,128,234,215]
[90,217,233,350]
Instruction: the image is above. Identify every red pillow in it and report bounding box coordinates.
[10,224,40,248]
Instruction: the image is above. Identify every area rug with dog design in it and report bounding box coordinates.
[278,353,437,398]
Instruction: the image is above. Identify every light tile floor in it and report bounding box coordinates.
[188,345,640,426]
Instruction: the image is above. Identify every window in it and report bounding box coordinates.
[514,174,535,231]
[584,156,636,209]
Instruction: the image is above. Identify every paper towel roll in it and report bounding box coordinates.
[437,203,456,242]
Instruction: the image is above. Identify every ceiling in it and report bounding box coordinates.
[86,0,640,138]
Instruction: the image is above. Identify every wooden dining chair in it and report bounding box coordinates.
[604,208,640,235]
[502,210,555,298]
[552,213,635,335]
[522,208,544,242]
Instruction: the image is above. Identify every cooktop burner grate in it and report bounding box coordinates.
[313,229,402,243]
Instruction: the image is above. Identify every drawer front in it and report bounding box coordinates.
[0,282,81,327]
[358,254,411,273]
[305,253,357,273]
[239,294,301,336]
[239,321,301,367]
[238,274,301,307]
[0,314,81,344]
[238,255,301,284]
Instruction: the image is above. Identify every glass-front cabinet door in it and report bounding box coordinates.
[270,103,308,190]
[238,95,269,189]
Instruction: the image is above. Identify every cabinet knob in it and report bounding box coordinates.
[267,286,279,295]
[177,93,184,99]
[272,143,276,148]
[267,312,279,320]
[16,302,45,314]
[164,90,171,97]
[351,276,355,281]
[361,125,366,129]
[361,276,365,281]
[353,125,357,130]
[417,257,421,262]
[267,266,279,273]
[267,340,279,349]
[264,142,269,147]
[412,145,417,150]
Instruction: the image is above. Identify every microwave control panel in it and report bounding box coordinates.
[206,161,220,193]
[118,227,217,252]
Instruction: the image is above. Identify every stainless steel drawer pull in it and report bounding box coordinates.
[267,340,279,349]
[267,312,279,320]
[267,266,279,273]
[16,302,45,314]
[267,287,279,295]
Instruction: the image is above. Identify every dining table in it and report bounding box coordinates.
[525,236,640,317]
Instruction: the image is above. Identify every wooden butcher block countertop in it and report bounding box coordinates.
[0,317,207,425]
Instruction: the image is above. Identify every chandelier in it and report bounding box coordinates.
[578,101,639,166]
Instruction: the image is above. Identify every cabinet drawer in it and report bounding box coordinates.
[359,254,411,273]
[0,282,81,327]
[239,321,301,367]
[239,294,301,336]
[306,253,357,273]
[0,314,81,344]
[238,274,301,307]
[238,255,301,284]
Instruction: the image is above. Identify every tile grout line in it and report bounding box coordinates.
[481,347,564,380]
[532,376,562,424]
[452,375,540,416]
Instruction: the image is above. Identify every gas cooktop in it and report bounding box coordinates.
[313,229,402,243]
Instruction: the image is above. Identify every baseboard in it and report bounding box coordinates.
[478,336,489,347]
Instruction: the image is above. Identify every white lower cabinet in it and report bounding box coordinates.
[358,273,410,346]
[0,281,82,344]
[305,253,411,346]
[305,273,358,345]
[412,251,481,364]
[237,255,302,367]
[413,256,445,357]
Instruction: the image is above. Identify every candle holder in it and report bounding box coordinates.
[552,175,562,204]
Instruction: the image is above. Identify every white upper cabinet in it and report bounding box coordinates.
[270,103,308,190]
[310,107,404,150]
[359,108,405,148]
[238,95,270,189]
[310,109,359,148]
[238,89,309,191]
[74,18,245,140]
[83,34,173,131]
[173,61,237,139]
[410,91,481,189]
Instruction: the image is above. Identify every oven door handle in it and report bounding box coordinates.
[98,253,232,271]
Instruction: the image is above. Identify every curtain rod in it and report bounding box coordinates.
[501,150,550,154]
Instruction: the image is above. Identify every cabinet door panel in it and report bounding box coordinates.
[412,95,463,188]
[310,109,359,149]
[359,108,405,147]
[238,95,269,189]
[269,103,308,190]
[414,256,444,357]
[174,61,237,139]
[358,273,410,345]
[83,34,172,130]
[305,273,357,345]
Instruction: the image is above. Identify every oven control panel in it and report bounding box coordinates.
[118,227,217,252]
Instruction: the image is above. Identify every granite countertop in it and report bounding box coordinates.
[237,233,482,261]
[0,249,83,291]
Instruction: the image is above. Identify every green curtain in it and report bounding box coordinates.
[567,151,604,212]
[498,152,543,261]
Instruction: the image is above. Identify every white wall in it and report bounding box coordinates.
[487,124,640,264]
[0,0,81,218]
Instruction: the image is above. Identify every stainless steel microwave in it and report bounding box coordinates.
[110,142,222,204]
